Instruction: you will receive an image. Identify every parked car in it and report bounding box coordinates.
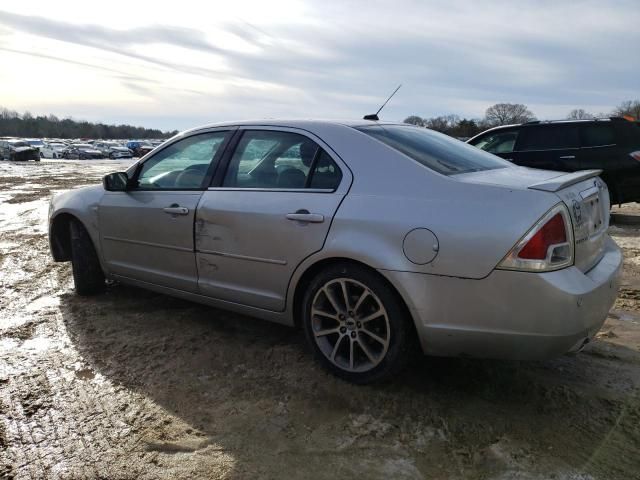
[467,117,640,205]
[93,142,133,159]
[48,120,621,383]
[62,144,104,159]
[24,139,45,152]
[0,139,40,161]
[126,141,155,157]
[41,142,68,159]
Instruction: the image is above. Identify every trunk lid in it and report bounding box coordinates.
[534,172,609,273]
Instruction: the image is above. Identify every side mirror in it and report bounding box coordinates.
[103,172,130,191]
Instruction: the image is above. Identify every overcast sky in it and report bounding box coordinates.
[0,0,638,131]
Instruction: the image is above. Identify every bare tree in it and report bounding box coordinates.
[485,103,535,126]
[613,100,640,120]
[403,115,424,126]
[424,115,458,133]
[567,108,594,120]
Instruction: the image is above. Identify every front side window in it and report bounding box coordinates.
[517,125,579,151]
[470,130,519,154]
[223,130,342,190]
[355,125,509,175]
[581,124,615,147]
[136,131,227,190]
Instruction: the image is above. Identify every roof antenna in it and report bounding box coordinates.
[363,84,402,121]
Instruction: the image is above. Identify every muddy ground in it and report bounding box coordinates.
[0,159,639,480]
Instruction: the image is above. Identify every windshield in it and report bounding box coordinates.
[9,141,29,147]
[355,124,510,175]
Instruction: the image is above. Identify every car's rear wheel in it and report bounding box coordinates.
[302,263,414,384]
[70,219,105,296]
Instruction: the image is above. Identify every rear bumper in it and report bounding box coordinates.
[382,236,622,360]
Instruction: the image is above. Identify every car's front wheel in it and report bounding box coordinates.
[69,219,105,296]
[302,263,414,384]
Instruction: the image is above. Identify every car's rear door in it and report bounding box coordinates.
[195,127,352,311]
[98,129,233,292]
[578,122,627,201]
[513,124,581,171]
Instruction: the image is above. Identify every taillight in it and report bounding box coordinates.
[498,203,574,272]
[630,151,640,162]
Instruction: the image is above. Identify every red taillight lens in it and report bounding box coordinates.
[498,203,574,272]
[630,151,640,162]
[518,213,567,259]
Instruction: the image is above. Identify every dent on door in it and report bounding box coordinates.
[194,191,344,311]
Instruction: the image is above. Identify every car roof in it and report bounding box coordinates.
[182,119,404,135]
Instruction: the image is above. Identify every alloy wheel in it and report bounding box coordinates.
[310,278,390,373]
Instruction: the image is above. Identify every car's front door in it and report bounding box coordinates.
[468,128,520,163]
[98,129,232,292]
[195,127,351,311]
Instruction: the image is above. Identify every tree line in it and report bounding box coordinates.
[0,107,178,139]
[404,99,640,138]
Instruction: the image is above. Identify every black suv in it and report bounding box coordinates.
[467,118,640,204]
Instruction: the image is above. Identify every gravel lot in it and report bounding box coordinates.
[1,160,639,480]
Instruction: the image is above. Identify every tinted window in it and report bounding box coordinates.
[223,130,341,190]
[581,124,615,147]
[517,125,579,150]
[309,150,342,189]
[470,130,519,153]
[137,131,227,190]
[355,125,508,175]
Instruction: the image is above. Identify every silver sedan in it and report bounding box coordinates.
[48,120,622,383]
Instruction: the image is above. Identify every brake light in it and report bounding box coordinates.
[518,213,566,259]
[630,151,640,163]
[498,203,574,272]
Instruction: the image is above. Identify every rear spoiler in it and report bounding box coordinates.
[528,169,602,192]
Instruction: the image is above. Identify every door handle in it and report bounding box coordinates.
[163,205,189,215]
[559,155,576,160]
[286,209,324,223]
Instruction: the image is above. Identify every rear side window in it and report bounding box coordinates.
[516,125,579,151]
[581,124,615,147]
[223,130,342,190]
[355,125,508,175]
[469,130,519,153]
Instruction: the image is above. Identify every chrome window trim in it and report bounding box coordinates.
[207,187,334,193]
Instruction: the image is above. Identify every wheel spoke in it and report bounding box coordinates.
[340,280,350,311]
[360,328,388,346]
[357,338,376,363]
[349,338,354,370]
[330,335,344,361]
[323,287,342,314]
[312,308,339,321]
[314,327,339,337]
[353,290,370,314]
[359,309,383,323]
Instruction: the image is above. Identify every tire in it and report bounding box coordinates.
[69,219,105,296]
[40,151,44,158]
[302,263,415,384]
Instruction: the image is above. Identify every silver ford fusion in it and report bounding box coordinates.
[48,120,622,383]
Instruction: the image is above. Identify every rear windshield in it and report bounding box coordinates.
[355,125,509,175]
